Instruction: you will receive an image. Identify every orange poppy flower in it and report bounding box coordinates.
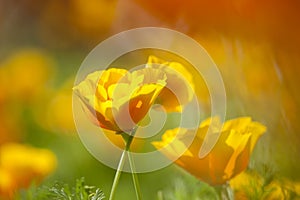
[153,117,266,185]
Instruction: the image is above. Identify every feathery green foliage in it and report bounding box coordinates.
[16,178,105,200]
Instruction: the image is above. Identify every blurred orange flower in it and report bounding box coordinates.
[69,0,117,38]
[153,117,266,185]
[146,55,194,112]
[0,113,21,145]
[133,0,300,45]
[0,143,57,199]
[73,68,166,132]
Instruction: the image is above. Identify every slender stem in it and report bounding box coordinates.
[216,182,234,200]
[123,129,142,200]
[225,182,234,200]
[108,150,126,200]
[108,132,134,200]
[127,149,142,200]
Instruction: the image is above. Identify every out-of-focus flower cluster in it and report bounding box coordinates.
[0,49,53,145]
[1,0,300,199]
[0,49,66,198]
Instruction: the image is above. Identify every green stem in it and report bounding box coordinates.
[109,129,142,200]
[123,129,142,200]
[216,182,234,200]
[108,132,134,200]
[127,148,142,200]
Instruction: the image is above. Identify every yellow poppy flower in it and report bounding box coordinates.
[0,143,57,198]
[38,77,77,135]
[152,117,266,185]
[146,55,194,112]
[73,68,166,132]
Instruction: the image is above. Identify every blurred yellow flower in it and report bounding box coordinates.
[153,117,266,185]
[229,170,298,200]
[46,90,75,133]
[146,55,194,112]
[0,143,57,199]
[0,49,54,102]
[39,77,77,135]
[73,68,166,132]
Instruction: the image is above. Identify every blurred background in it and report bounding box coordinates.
[0,0,300,199]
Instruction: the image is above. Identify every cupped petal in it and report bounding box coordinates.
[160,66,193,103]
[152,128,193,160]
[202,128,235,185]
[147,55,193,84]
[73,71,101,98]
[80,96,117,130]
[146,55,194,112]
[131,67,167,85]
[98,68,128,89]
[223,129,252,180]
[222,117,252,132]
[73,68,130,131]
[114,84,165,131]
[108,68,166,131]
[248,121,267,152]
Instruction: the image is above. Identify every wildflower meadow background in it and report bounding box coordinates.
[0,0,300,199]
